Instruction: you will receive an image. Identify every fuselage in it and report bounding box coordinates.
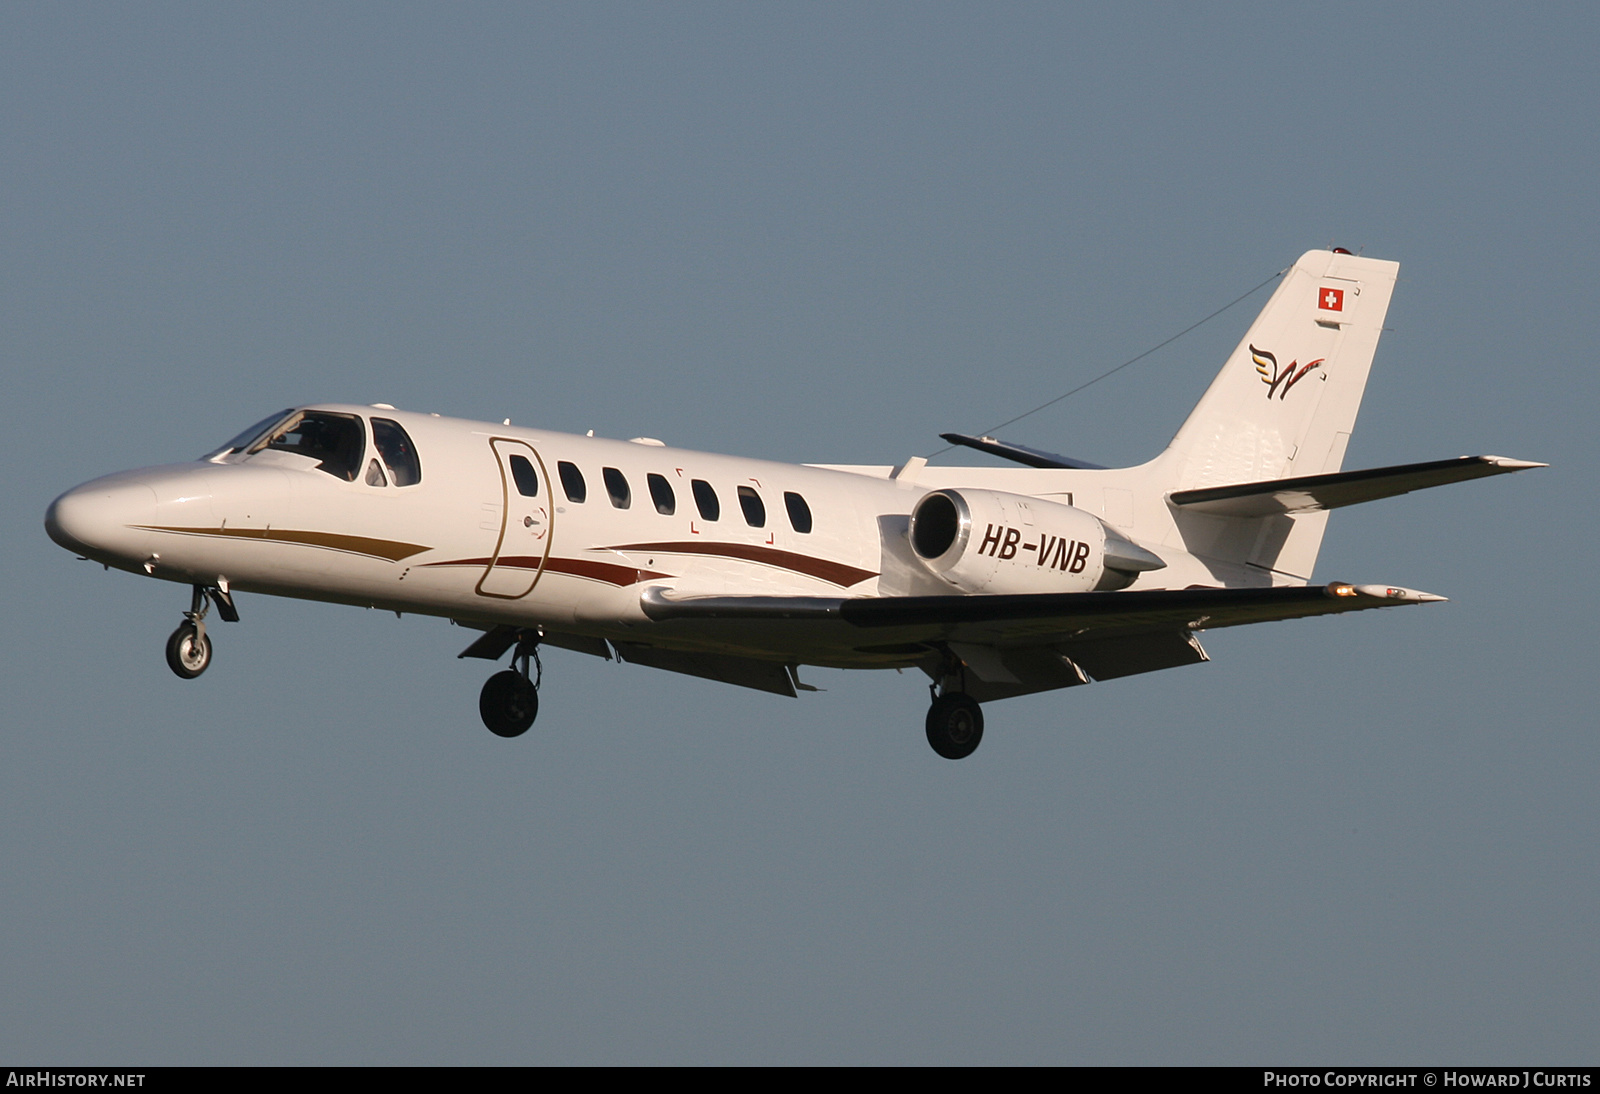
[44,402,1244,670]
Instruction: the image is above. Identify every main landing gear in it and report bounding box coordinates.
[479,632,541,738]
[165,583,238,679]
[925,687,984,760]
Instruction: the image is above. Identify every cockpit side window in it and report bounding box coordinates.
[249,411,366,481]
[204,409,294,461]
[371,418,422,486]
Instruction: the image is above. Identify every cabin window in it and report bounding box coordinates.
[784,491,813,534]
[371,418,421,486]
[737,485,766,528]
[691,479,720,521]
[250,410,365,482]
[647,473,675,516]
[558,461,587,503]
[509,454,539,497]
[603,467,631,509]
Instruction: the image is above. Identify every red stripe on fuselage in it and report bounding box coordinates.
[605,541,876,588]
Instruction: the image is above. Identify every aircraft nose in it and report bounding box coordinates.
[45,476,159,563]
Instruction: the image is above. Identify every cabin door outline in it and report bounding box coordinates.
[475,437,555,600]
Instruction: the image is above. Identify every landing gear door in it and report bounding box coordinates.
[476,438,554,600]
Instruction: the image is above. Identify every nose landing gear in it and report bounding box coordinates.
[164,584,238,679]
[479,632,541,738]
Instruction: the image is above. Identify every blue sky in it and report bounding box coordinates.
[2,3,1593,1063]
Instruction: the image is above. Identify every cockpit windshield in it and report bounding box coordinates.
[246,410,366,481]
[202,409,294,462]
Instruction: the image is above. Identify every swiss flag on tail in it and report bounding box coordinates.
[1318,286,1345,312]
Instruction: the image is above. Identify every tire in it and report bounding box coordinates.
[165,622,212,679]
[925,693,984,759]
[479,670,538,738]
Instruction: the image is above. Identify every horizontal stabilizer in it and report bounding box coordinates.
[1167,455,1545,517]
[939,433,1107,470]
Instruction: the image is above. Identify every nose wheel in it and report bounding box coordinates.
[164,584,237,680]
[166,620,212,678]
[479,633,541,738]
[925,691,984,759]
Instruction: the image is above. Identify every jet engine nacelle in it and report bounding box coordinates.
[908,488,1165,594]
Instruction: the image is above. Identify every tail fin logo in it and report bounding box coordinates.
[1251,345,1324,401]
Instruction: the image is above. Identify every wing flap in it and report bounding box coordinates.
[1061,629,1209,681]
[456,624,614,661]
[456,624,520,660]
[611,641,798,697]
[946,644,1089,703]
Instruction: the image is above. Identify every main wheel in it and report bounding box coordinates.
[165,621,212,679]
[925,693,984,759]
[479,670,538,738]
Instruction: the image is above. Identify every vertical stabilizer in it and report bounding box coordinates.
[1160,249,1399,580]
[1166,249,1398,488]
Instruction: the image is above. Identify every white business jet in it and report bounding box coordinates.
[45,250,1542,758]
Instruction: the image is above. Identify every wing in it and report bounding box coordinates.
[640,581,1442,634]
[638,582,1445,701]
[462,584,1443,702]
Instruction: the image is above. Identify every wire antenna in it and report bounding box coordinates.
[932,267,1285,456]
